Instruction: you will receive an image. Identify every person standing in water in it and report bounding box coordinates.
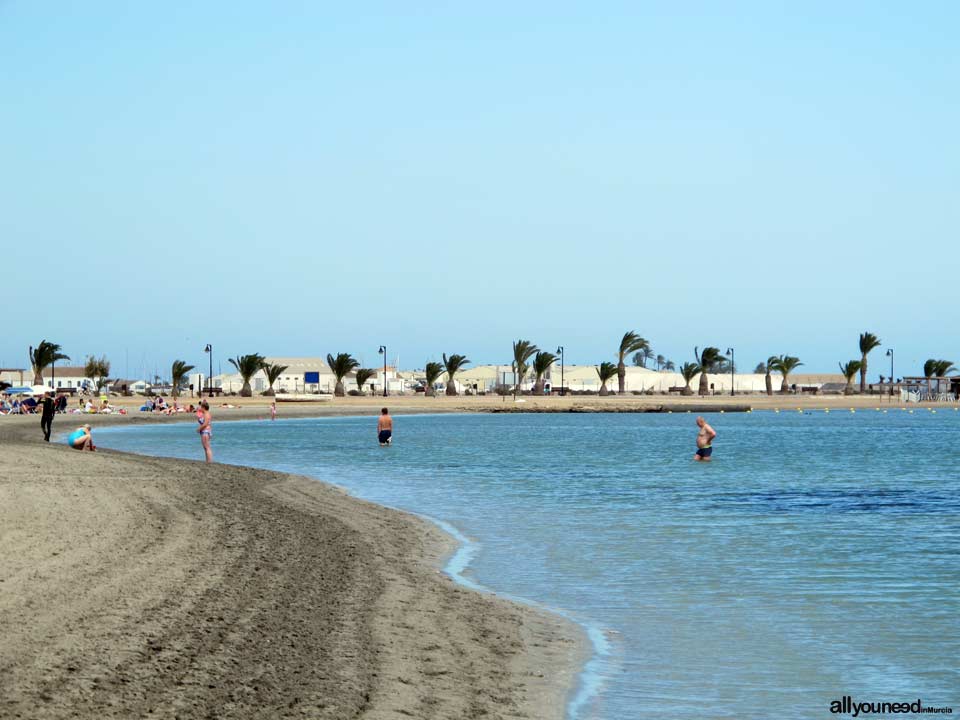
[40,391,55,442]
[270,401,277,421]
[694,416,716,461]
[377,407,393,446]
[197,400,213,463]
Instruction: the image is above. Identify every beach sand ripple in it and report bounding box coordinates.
[0,416,580,719]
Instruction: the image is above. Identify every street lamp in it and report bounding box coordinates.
[725,348,735,396]
[204,344,213,397]
[886,348,894,401]
[378,345,388,398]
[556,346,565,396]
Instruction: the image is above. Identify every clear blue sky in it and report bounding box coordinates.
[2,2,957,378]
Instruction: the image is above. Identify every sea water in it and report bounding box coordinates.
[98,410,960,719]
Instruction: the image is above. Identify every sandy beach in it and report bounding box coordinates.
[0,408,584,719]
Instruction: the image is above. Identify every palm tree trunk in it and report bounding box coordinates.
[241,382,252,397]
[600,382,609,396]
[765,372,772,396]
[425,386,435,397]
[617,361,625,395]
[780,375,789,393]
[859,355,867,393]
[335,381,345,397]
[698,372,709,396]
[445,379,458,396]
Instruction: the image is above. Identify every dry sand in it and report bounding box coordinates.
[0,409,585,720]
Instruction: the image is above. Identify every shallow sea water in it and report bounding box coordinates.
[99,409,960,719]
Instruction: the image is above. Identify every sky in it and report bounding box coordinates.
[2,2,957,379]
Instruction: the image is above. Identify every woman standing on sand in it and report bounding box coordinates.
[197,400,213,463]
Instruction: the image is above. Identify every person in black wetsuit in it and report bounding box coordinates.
[40,392,55,442]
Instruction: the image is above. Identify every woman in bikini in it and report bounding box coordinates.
[197,400,213,463]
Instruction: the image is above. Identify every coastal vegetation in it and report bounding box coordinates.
[618,332,649,394]
[262,362,289,396]
[512,340,538,399]
[84,355,111,392]
[170,360,195,397]
[442,353,470,396]
[424,362,444,397]
[326,353,360,397]
[28,340,69,385]
[597,361,618,396]
[532,351,557,394]
[680,362,701,395]
[769,355,803,393]
[858,332,881,393]
[839,360,862,395]
[923,359,956,377]
[694,346,724,395]
[354,368,375,394]
[228,354,266,397]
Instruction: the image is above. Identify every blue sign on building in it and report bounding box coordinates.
[304,371,320,384]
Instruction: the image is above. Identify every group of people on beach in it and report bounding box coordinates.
[1,391,69,416]
[35,399,715,463]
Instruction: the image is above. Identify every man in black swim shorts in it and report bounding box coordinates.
[694,416,716,462]
[377,407,393,445]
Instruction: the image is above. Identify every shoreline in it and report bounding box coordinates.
[0,410,587,719]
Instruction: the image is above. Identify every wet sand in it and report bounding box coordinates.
[0,411,584,719]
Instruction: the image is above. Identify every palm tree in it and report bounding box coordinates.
[663,359,675,372]
[769,355,803,393]
[680,362,701,396]
[597,361,618,396]
[512,339,539,398]
[326,353,360,397]
[933,359,956,377]
[923,359,938,378]
[355,368,375,395]
[442,353,470,396]
[617,332,649,394]
[29,340,70,385]
[858,332,881,393]
[424,361,444,397]
[839,360,862,395]
[229,354,265,397]
[756,355,778,396]
[532,351,558,394]
[262,362,289,396]
[694,346,723,395]
[171,359,195,397]
[655,354,666,371]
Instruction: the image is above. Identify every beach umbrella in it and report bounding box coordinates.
[5,386,32,395]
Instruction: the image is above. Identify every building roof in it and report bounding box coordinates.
[40,366,88,378]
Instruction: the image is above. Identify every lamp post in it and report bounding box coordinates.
[204,344,213,397]
[556,346,564,396]
[886,348,894,401]
[726,347,735,397]
[378,345,388,398]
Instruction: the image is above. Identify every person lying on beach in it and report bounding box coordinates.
[694,416,716,461]
[377,407,393,446]
[67,424,96,451]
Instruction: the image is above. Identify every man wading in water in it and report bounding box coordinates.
[694,416,716,461]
